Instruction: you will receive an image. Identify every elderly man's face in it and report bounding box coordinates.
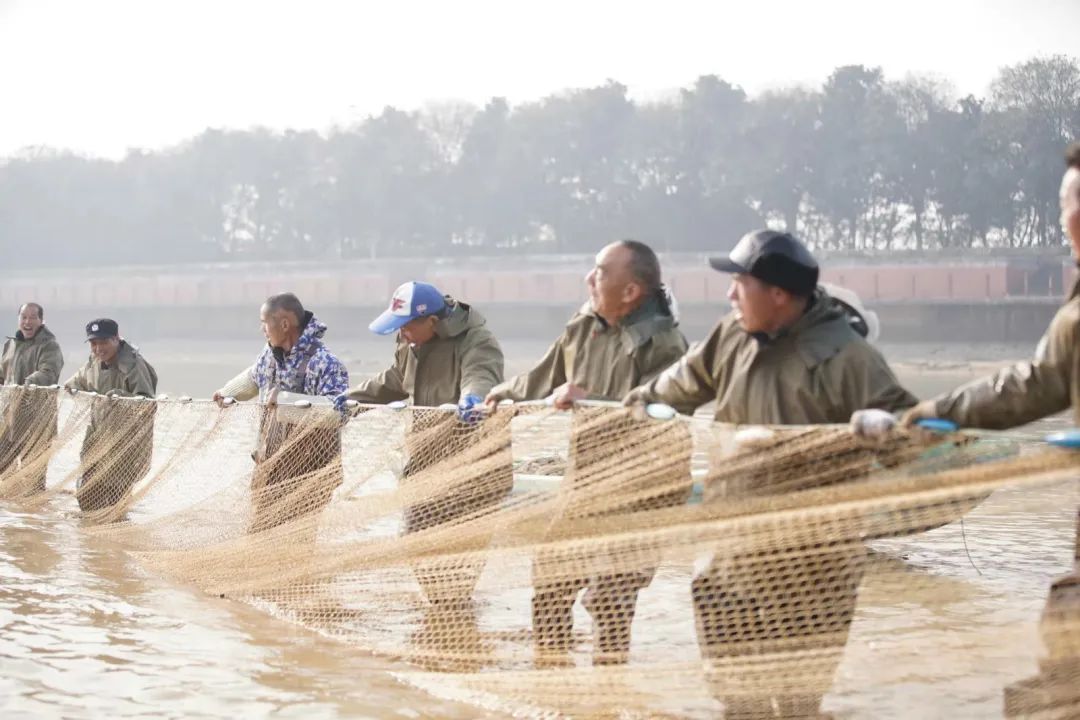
[585,243,642,324]
[1060,167,1080,256]
[17,305,42,339]
[260,305,293,348]
[89,336,120,365]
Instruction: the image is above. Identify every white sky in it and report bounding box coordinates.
[1,0,1077,159]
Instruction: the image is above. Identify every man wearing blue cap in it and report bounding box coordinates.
[346,281,503,411]
[343,281,510,612]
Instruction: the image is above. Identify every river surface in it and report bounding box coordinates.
[2,340,1078,719]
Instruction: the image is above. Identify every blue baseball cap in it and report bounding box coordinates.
[369,281,446,335]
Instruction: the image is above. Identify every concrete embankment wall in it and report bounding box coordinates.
[0,254,1069,344]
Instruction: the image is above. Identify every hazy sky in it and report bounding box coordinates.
[1,0,1077,159]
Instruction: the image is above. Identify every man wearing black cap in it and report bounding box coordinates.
[626,229,914,423]
[64,319,157,513]
[625,229,916,718]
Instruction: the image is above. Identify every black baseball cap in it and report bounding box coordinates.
[709,230,819,296]
[85,318,119,341]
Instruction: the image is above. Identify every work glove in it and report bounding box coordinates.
[457,393,484,424]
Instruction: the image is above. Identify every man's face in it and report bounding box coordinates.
[18,306,42,339]
[585,243,639,322]
[1060,167,1080,256]
[89,336,120,365]
[401,316,438,347]
[726,274,782,334]
[260,305,291,348]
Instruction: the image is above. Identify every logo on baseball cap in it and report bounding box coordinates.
[369,282,446,335]
[85,318,119,341]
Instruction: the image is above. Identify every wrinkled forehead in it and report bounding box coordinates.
[1061,167,1080,200]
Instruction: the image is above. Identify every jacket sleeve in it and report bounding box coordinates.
[311,352,350,398]
[119,360,157,398]
[625,331,717,415]
[346,344,410,404]
[487,334,568,403]
[63,362,92,392]
[933,304,1076,429]
[836,343,919,415]
[217,365,260,401]
[636,330,690,387]
[0,341,11,384]
[458,330,504,400]
[24,340,63,386]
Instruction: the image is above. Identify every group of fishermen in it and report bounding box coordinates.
[3,145,1079,717]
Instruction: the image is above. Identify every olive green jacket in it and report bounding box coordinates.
[346,298,504,407]
[1,326,63,386]
[931,280,1080,429]
[64,341,158,399]
[626,288,917,423]
[488,297,688,403]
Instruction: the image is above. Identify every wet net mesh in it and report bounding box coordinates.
[1,385,1078,718]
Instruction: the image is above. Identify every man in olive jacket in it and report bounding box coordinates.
[486,239,690,666]
[64,319,157,513]
[906,144,1080,717]
[626,230,916,718]
[344,281,510,611]
[0,303,63,495]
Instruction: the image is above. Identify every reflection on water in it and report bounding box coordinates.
[1,348,1078,718]
[0,503,474,719]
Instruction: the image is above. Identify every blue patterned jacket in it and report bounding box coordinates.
[250,313,349,401]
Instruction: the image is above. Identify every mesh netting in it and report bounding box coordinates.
[1,385,1078,718]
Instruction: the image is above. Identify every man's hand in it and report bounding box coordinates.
[212,391,228,409]
[900,400,939,427]
[265,387,279,405]
[622,389,649,421]
[551,383,587,411]
[484,389,504,412]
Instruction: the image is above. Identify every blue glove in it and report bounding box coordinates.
[457,393,484,424]
[333,393,350,413]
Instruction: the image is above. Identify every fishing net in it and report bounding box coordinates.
[0,385,1078,719]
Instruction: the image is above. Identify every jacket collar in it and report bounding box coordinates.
[10,325,54,344]
[587,296,677,354]
[750,289,856,368]
[434,297,484,340]
[100,339,138,372]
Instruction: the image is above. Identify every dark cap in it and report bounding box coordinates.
[85,318,119,341]
[709,229,819,296]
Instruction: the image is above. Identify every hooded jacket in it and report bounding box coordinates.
[346,297,503,407]
[626,287,916,423]
[488,294,687,403]
[1,326,63,386]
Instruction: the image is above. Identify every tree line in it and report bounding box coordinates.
[1,56,1078,270]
